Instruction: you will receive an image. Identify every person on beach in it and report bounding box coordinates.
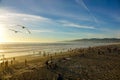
[43,51,46,57]
[45,60,49,69]
[25,59,27,66]
[57,73,64,80]
[55,52,57,56]
[13,57,16,64]
[5,60,8,69]
[1,61,4,67]
[50,55,53,61]
[13,57,15,61]
[39,51,41,55]
[11,60,13,65]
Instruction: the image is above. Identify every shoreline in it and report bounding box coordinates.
[1,42,120,60]
[1,42,120,62]
[0,43,120,80]
[1,43,120,65]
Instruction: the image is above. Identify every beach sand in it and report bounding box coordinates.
[0,44,120,80]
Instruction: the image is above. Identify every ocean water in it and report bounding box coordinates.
[0,42,111,59]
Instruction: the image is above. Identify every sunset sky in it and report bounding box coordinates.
[0,0,120,43]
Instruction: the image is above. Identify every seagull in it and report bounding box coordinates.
[17,25,25,29]
[17,25,31,34]
[9,29,21,33]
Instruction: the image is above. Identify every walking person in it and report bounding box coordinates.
[57,73,63,80]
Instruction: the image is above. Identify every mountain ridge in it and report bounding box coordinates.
[64,38,120,43]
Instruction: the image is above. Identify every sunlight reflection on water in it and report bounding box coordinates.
[0,42,112,58]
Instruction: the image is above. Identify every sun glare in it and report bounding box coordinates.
[0,24,7,43]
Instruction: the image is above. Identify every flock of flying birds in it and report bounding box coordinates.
[9,25,31,34]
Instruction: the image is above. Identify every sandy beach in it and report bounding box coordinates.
[0,0,120,79]
[0,44,120,80]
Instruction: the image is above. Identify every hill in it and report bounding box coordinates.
[67,38,120,43]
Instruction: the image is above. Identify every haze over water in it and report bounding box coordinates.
[0,41,112,58]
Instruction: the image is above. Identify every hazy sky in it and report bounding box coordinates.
[0,0,120,42]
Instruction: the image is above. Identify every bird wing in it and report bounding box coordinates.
[9,29,16,31]
[17,25,26,28]
[26,28,31,34]
[9,29,21,33]
[17,24,31,34]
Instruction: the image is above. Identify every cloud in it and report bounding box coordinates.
[58,20,95,29]
[64,23,95,29]
[0,10,96,30]
[75,0,98,24]
[0,12,50,22]
[0,9,109,35]
[76,0,89,11]
[0,10,55,29]
[0,0,98,24]
[0,10,58,35]
[31,29,54,33]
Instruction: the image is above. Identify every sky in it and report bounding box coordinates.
[0,0,120,43]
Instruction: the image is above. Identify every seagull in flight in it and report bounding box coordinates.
[17,25,31,34]
[9,29,21,33]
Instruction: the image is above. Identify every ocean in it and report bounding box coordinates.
[0,42,112,59]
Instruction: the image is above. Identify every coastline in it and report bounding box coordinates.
[1,42,119,59]
[2,42,120,62]
[0,43,120,80]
